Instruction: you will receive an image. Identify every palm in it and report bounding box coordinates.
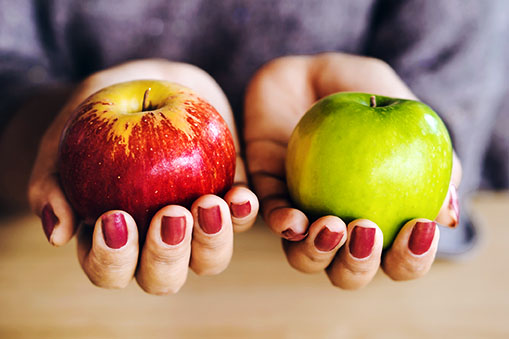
[244,53,461,289]
[29,59,259,294]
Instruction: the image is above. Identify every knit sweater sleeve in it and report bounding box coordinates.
[0,1,56,130]
[365,0,509,193]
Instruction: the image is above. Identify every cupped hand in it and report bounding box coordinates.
[244,53,461,289]
[28,59,259,294]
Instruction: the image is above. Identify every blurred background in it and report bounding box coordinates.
[1,0,508,338]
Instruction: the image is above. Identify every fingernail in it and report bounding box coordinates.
[101,213,128,249]
[349,226,376,259]
[314,227,344,252]
[198,206,222,234]
[449,184,460,227]
[230,201,251,218]
[161,216,186,245]
[282,228,307,241]
[408,221,436,255]
[41,203,58,241]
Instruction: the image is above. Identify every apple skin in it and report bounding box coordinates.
[58,80,236,234]
[286,92,452,248]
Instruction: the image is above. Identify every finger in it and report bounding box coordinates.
[246,139,308,240]
[190,195,233,275]
[233,154,249,186]
[244,56,314,143]
[310,53,417,100]
[283,216,346,273]
[451,151,462,188]
[225,152,260,233]
[268,206,309,241]
[254,168,309,240]
[382,219,440,281]
[326,219,383,290]
[28,96,78,246]
[136,206,193,295]
[244,60,312,240]
[436,151,462,227]
[435,184,460,227]
[28,174,76,246]
[246,139,287,214]
[224,186,259,233]
[77,210,139,289]
[246,139,287,179]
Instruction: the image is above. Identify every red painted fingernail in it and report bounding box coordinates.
[449,184,460,227]
[198,206,222,234]
[230,201,251,218]
[349,226,376,259]
[282,228,307,241]
[408,221,436,255]
[41,203,58,241]
[161,216,186,245]
[101,213,128,249]
[314,227,344,252]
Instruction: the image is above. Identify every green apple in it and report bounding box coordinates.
[286,92,452,248]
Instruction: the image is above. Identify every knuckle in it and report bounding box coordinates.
[27,176,48,212]
[344,262,375,277]
[253,56,303,82]
[400,260,429,279]
[257,57,285,75]
[138,282,182,296]
[384,252,431,281]
[190,249,231,276]
[364,56,393,73]
[86,271,130,289]
[146,247,187,265]
[193,235,231,254]
[27,183,40,210]
[314,52,344,69]
[329,278,344,289]
[192,264,226,276]
[290,258,325,274]
[232,218,256,233]
[329,278,357,290]
[85,250,136,285]
[327,270,363,290]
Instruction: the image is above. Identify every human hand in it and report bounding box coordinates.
[244,53,461,289]
[28,59,259,294]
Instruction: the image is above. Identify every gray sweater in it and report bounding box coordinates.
[1,0,508,255]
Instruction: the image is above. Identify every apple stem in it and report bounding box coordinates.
[142,88,151,111]
[370,95,376,108]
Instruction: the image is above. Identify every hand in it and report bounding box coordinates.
[244,53,461,289]
[28,59,259,294]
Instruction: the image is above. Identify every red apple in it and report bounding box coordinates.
[58,80,236,234]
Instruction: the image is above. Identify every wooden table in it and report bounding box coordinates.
[1,191,508,339]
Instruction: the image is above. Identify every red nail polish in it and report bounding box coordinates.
[41,203,58,241]
[349,226,376,259]
[282,228,307,241]
[314,227,343,252]
[161,216,186,245]
[449,184,460,227]
[408,221,436,255]
[230,201,251,218]
[198,206,222,234]
[101,213,128,249]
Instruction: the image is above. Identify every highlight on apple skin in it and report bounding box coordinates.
[58,80,236,235]
[286,92,453,249]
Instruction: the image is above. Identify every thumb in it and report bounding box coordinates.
[28,104,77,246]
[28,172,76,246]
[435,152,462,227]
